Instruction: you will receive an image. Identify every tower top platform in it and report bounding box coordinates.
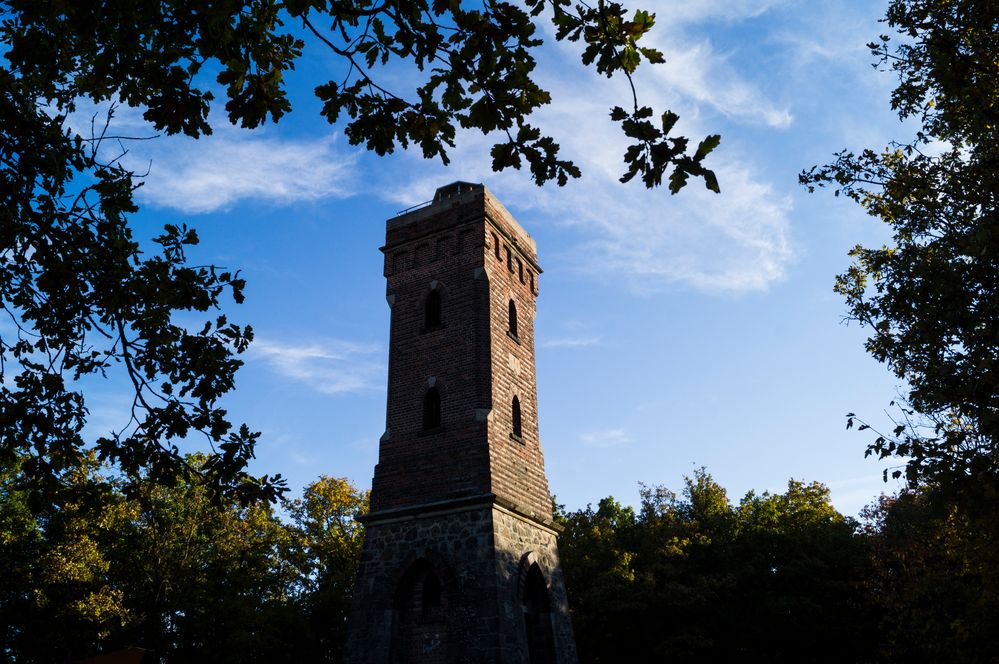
[387,181,537,256]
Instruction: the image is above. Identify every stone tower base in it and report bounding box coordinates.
[344,496,577,664]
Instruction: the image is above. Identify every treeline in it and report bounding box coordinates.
[557,471,999,663]
[4,461,997,663]
[0,455,367,664]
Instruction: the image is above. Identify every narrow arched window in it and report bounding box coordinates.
[512,395,522,439]
[423,386,441,430]
[508,299,518,338]
[425,289,442,329]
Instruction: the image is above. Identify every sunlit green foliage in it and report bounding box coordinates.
[286,476,369,662]
[0,456,367,663]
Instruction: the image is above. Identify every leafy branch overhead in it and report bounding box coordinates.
[0,0,718,506]
[303,0,720,190]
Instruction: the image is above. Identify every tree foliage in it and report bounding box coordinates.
[553,473,996,662]
[285,476,369,662]
[860,489,999,662]
[0,457,367,663]
[10,461,995,662]
[800,3,999,656]
[557,470,876,663]
[800,0,999,492]
[0,0,720,504]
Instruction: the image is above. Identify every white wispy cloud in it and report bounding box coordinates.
[541,336,602,349]
[377,131,793,294]
[770,1,912,156]
[774,30,863,65]
[661,0,787,25]
[63,2,798,294]
[574,161,794,293]
[771,1,884,68]
[80,393,135,440]
[535,1,793,129]
[134,127,359,214]
[68,102,359,214]
[580,428,632,448]
[824,474,904,517]
[373,2,797,295]
[255,429,320,466]
[250,337,382,395]
[648,39,793,129]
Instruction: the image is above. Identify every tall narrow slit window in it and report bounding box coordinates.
[423,386,441,431]
[508,299,518,338]
[512,396,523,439]
[425,289,442,329]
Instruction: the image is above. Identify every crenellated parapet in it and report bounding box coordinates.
[382,182,540,298]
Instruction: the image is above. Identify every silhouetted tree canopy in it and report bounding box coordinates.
[802,2,999,656]
[556,470,877,663]
[7,463,996,662]
[860,489,999,662]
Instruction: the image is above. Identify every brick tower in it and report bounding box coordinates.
[343,182,577,663]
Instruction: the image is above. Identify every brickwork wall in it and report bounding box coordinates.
[482,215,551,521]
[372,205,493,511]
[371,186,552,520]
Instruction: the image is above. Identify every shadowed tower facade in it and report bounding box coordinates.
[343,183,577,663]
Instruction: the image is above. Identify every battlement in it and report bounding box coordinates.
[386,181,537,260]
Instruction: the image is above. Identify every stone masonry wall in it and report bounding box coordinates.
[344,504,499,664]
[343,503,577,664]
[491,506,578,664]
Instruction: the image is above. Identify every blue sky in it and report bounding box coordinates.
[79,0,913,517]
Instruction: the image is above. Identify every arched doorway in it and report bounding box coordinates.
[392,559,447,663]
[522,562,556,664]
